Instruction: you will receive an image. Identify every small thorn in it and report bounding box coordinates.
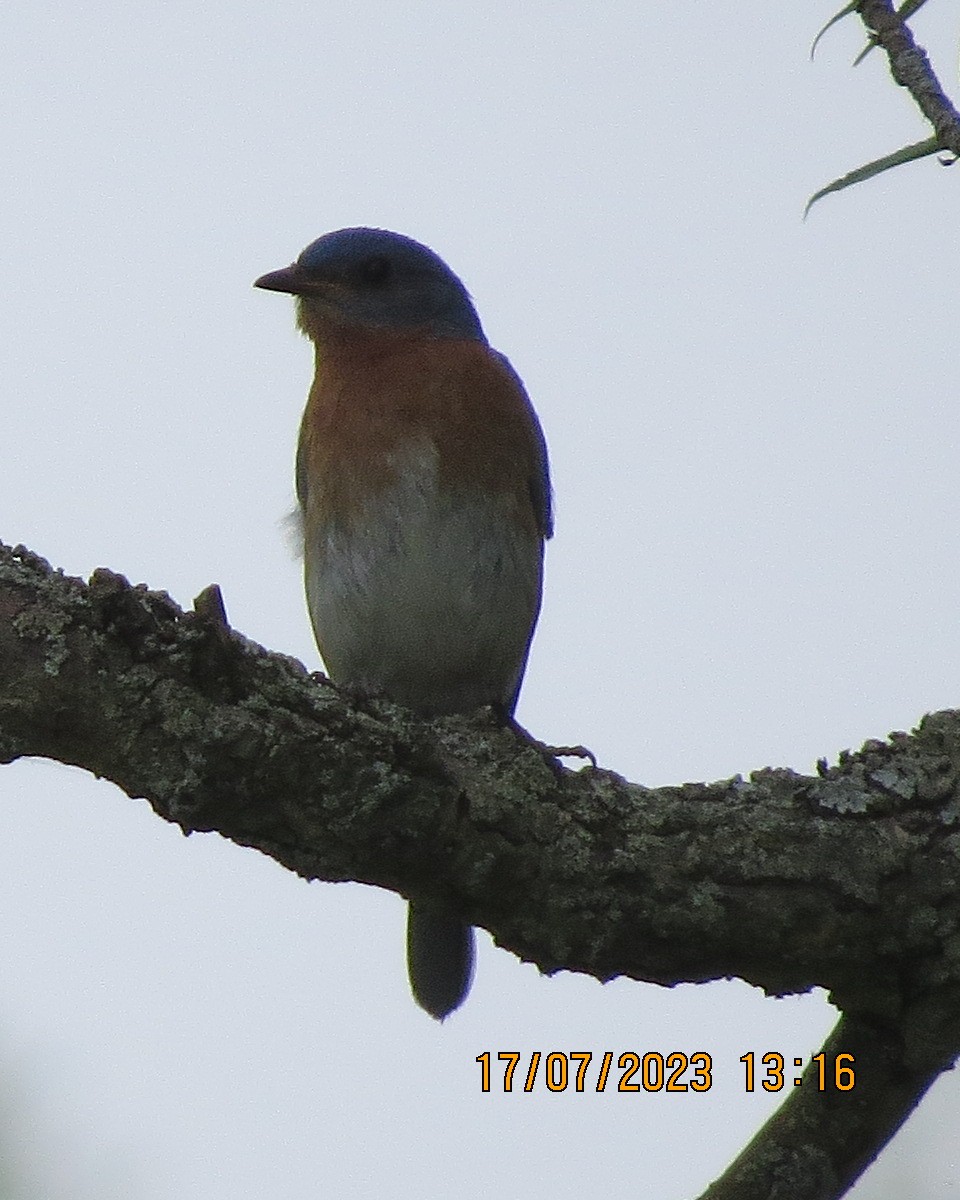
[193,583,229,628]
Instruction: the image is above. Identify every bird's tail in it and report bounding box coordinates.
[406,900,475,1020]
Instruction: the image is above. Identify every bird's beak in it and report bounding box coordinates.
[254,264,312,294]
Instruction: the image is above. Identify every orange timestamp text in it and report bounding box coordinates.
[475,1051,856,1094]
[476,1050,712,1093]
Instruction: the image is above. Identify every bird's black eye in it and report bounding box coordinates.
[358,255,392,286]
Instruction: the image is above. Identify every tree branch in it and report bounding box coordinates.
[857,0,960,156]
[2,538,960,1199]
[807,0,960,210]
[701,1011,951,1200]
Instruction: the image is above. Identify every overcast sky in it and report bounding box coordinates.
[2,2,959,1197]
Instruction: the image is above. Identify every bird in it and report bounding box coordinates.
[255,227,552,1019]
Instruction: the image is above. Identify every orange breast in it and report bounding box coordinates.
[295,329,549,539]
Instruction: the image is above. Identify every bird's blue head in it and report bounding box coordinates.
[255,227,486,342]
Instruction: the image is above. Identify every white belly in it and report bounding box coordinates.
[303,458,543,715]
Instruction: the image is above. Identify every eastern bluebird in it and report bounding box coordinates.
[255,228,552,1019]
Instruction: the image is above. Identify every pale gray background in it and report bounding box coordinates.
[1,2,958,1196]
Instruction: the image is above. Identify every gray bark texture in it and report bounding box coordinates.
[2,539,959,1200]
